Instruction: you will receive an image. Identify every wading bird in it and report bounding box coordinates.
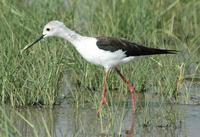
[22,21,177,116]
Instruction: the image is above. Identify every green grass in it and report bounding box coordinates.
[0,0,199,108]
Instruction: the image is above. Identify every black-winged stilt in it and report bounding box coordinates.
[22,20,177,116]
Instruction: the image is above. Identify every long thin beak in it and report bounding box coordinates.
[21,35,44,53]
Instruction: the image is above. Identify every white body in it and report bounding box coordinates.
[73,37,135,70]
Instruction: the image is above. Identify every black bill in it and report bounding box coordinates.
[21,35,44,52]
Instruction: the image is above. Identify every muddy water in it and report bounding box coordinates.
[3,95,200,137]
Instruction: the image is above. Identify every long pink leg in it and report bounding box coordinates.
[97,71,109,116]
[115,68,136,112]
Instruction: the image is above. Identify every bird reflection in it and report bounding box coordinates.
[125,113,136,137]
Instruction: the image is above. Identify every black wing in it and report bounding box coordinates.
[96,37,177,57]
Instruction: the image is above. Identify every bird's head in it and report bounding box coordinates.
[21,20,65,52]
[42,20,66,38]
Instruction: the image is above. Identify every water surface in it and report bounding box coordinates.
[2,93,200,137]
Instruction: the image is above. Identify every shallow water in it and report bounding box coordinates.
[2,94,200,137]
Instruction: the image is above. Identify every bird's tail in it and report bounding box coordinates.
[141,48,178,56]
[151,49,178,55]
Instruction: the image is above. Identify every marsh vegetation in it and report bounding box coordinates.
[0,0,199,136]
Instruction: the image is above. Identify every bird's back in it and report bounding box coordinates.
[96,37,177,57]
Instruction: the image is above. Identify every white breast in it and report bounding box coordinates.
[73,37,134,70]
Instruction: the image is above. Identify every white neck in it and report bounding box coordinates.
[58,27,83,45]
